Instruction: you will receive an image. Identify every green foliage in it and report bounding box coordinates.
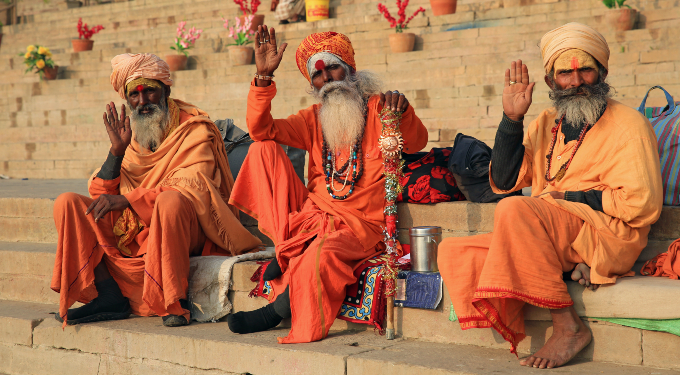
[603,0,632,9]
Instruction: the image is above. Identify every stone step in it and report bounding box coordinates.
[1,299,680,373]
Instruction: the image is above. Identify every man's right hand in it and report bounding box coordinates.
[103,102,131,156]
[502,59,536,122]
[254,25,288,87]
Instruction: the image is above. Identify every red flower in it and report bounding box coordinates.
[430,188,451,203]
[445,173,457,187]
[441,149,451,157]
[408,175,431,203]
[431,166,447,179]
[420,151,435,164]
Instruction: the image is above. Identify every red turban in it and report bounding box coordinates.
[110,53,173,99]
[295,31,356,82]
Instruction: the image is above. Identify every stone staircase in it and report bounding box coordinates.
[1,0,680,178]
[3,179,680,374]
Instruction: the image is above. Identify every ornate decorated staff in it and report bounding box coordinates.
[378,108,405,340]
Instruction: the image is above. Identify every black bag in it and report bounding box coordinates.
[397,148,466,204]
[214,119,306,183]
[447,133,521,203]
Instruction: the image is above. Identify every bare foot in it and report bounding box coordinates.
[571,263,599,291]
[519,307,592,369]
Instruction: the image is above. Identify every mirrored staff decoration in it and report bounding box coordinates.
[378,108,405,340]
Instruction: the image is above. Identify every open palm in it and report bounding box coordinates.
[502,59,536,121]
[254,25,288,76]
[103,102,131,157]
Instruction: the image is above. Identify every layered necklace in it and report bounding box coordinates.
[322,126,365,200]
[545,116,592,183]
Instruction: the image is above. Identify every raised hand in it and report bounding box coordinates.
[502,59,536,122]
[254,25,288,79]
[379,90,410,113]
[103,102,131,156]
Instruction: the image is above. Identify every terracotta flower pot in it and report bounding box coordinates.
[388,32,415,53]
[604,8,637,31]
[239,14,265,33]
[165,54,188,72]
[42,66,58,81]
[228,45,254,66]
[72,39,94,52]
[429,0,457,16]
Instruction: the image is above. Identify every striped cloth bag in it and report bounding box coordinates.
[637,86,680,205]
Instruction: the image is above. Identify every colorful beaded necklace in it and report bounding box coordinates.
[545,116,591,182]
[322,130,365,200]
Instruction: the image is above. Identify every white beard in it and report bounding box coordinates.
[313,71,382,151]
[130,101,169,151]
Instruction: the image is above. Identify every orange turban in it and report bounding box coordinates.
[295,31,356,82]
[540,22,610,75]
[110,53,173,99]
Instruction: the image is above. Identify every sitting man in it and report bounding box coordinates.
[227,28,428,343]
[438,22,663,369]
[52,53,262,328]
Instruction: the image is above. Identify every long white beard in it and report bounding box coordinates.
[130,101,169,151]
[313,71,382,151]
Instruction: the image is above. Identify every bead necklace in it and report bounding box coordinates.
[322,135,364,200]
[545,117,591,183]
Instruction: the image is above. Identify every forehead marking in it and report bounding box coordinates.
[571,56,579,70]
[136,85,144,93]
[315,60,326,71]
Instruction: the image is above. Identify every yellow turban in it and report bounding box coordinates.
[110,53,173,99]
[540,22,610,75]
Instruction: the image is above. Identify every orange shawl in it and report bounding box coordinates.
[93,98,262,256]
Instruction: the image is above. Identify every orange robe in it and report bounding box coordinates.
[52,99,262,326]
[438,99,663,352]
[229,81,428,343]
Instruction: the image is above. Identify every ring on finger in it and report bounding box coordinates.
[392,90,399,94]
[509,81,517,85]
[399,93,405,96]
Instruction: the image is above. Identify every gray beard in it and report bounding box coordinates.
[549,81,612,126]
[129,100,169,151]
[312,71,382,151]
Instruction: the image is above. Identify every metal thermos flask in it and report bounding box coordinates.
[408,226,442,273]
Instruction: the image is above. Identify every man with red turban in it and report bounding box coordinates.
[51,53,262,328]
[437,23,663,368]
[226,28,428,343]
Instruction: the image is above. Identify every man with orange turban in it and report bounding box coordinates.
[226,28,428,343]
[438,22,663,369]
[51,53,262,328]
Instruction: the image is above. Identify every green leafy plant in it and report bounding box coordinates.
[603,0,631,9]
[19,44,55,78]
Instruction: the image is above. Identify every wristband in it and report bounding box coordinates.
[255,73,275,80]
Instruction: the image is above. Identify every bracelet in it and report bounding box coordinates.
[255,73,275,80]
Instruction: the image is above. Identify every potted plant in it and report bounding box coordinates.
[235,0,263,33]
[603,0,637,31]
[20,44,58,80]
[224,15,255,66]
[378,0,425,53]
[72,18,104,52]
[167,21,202,71]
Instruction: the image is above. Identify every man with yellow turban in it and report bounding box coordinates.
[51,53,262,328]
[438,22,663,368]
[226,27,428,343]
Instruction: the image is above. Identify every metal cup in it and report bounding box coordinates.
[409,226,442,273]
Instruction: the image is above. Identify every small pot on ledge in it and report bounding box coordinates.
[388,32,415,53]
[42,66,59,81]
[604,8,637,31]
[165,54,188,71]
[72,39,94,52]
[228,45,254,66]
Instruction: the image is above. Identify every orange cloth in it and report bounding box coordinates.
[641,239,680,279]
[438,196,585,353]
[52,100,262,326]
[439,99,663,352]
[540,22,610,74]
[110,53,174,99]
[295,32,356,82]
[229,81,428,343]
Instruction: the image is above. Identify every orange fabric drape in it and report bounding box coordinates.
[438,196,584,353]
[641,239,680,279]
[230,141,379,343]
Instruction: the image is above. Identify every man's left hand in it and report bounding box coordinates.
[379,90,409,113]
[86,194,131,222]
[536,191,565,200]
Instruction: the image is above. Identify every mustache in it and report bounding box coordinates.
[317,81,354,99]
[549,80,612,101]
